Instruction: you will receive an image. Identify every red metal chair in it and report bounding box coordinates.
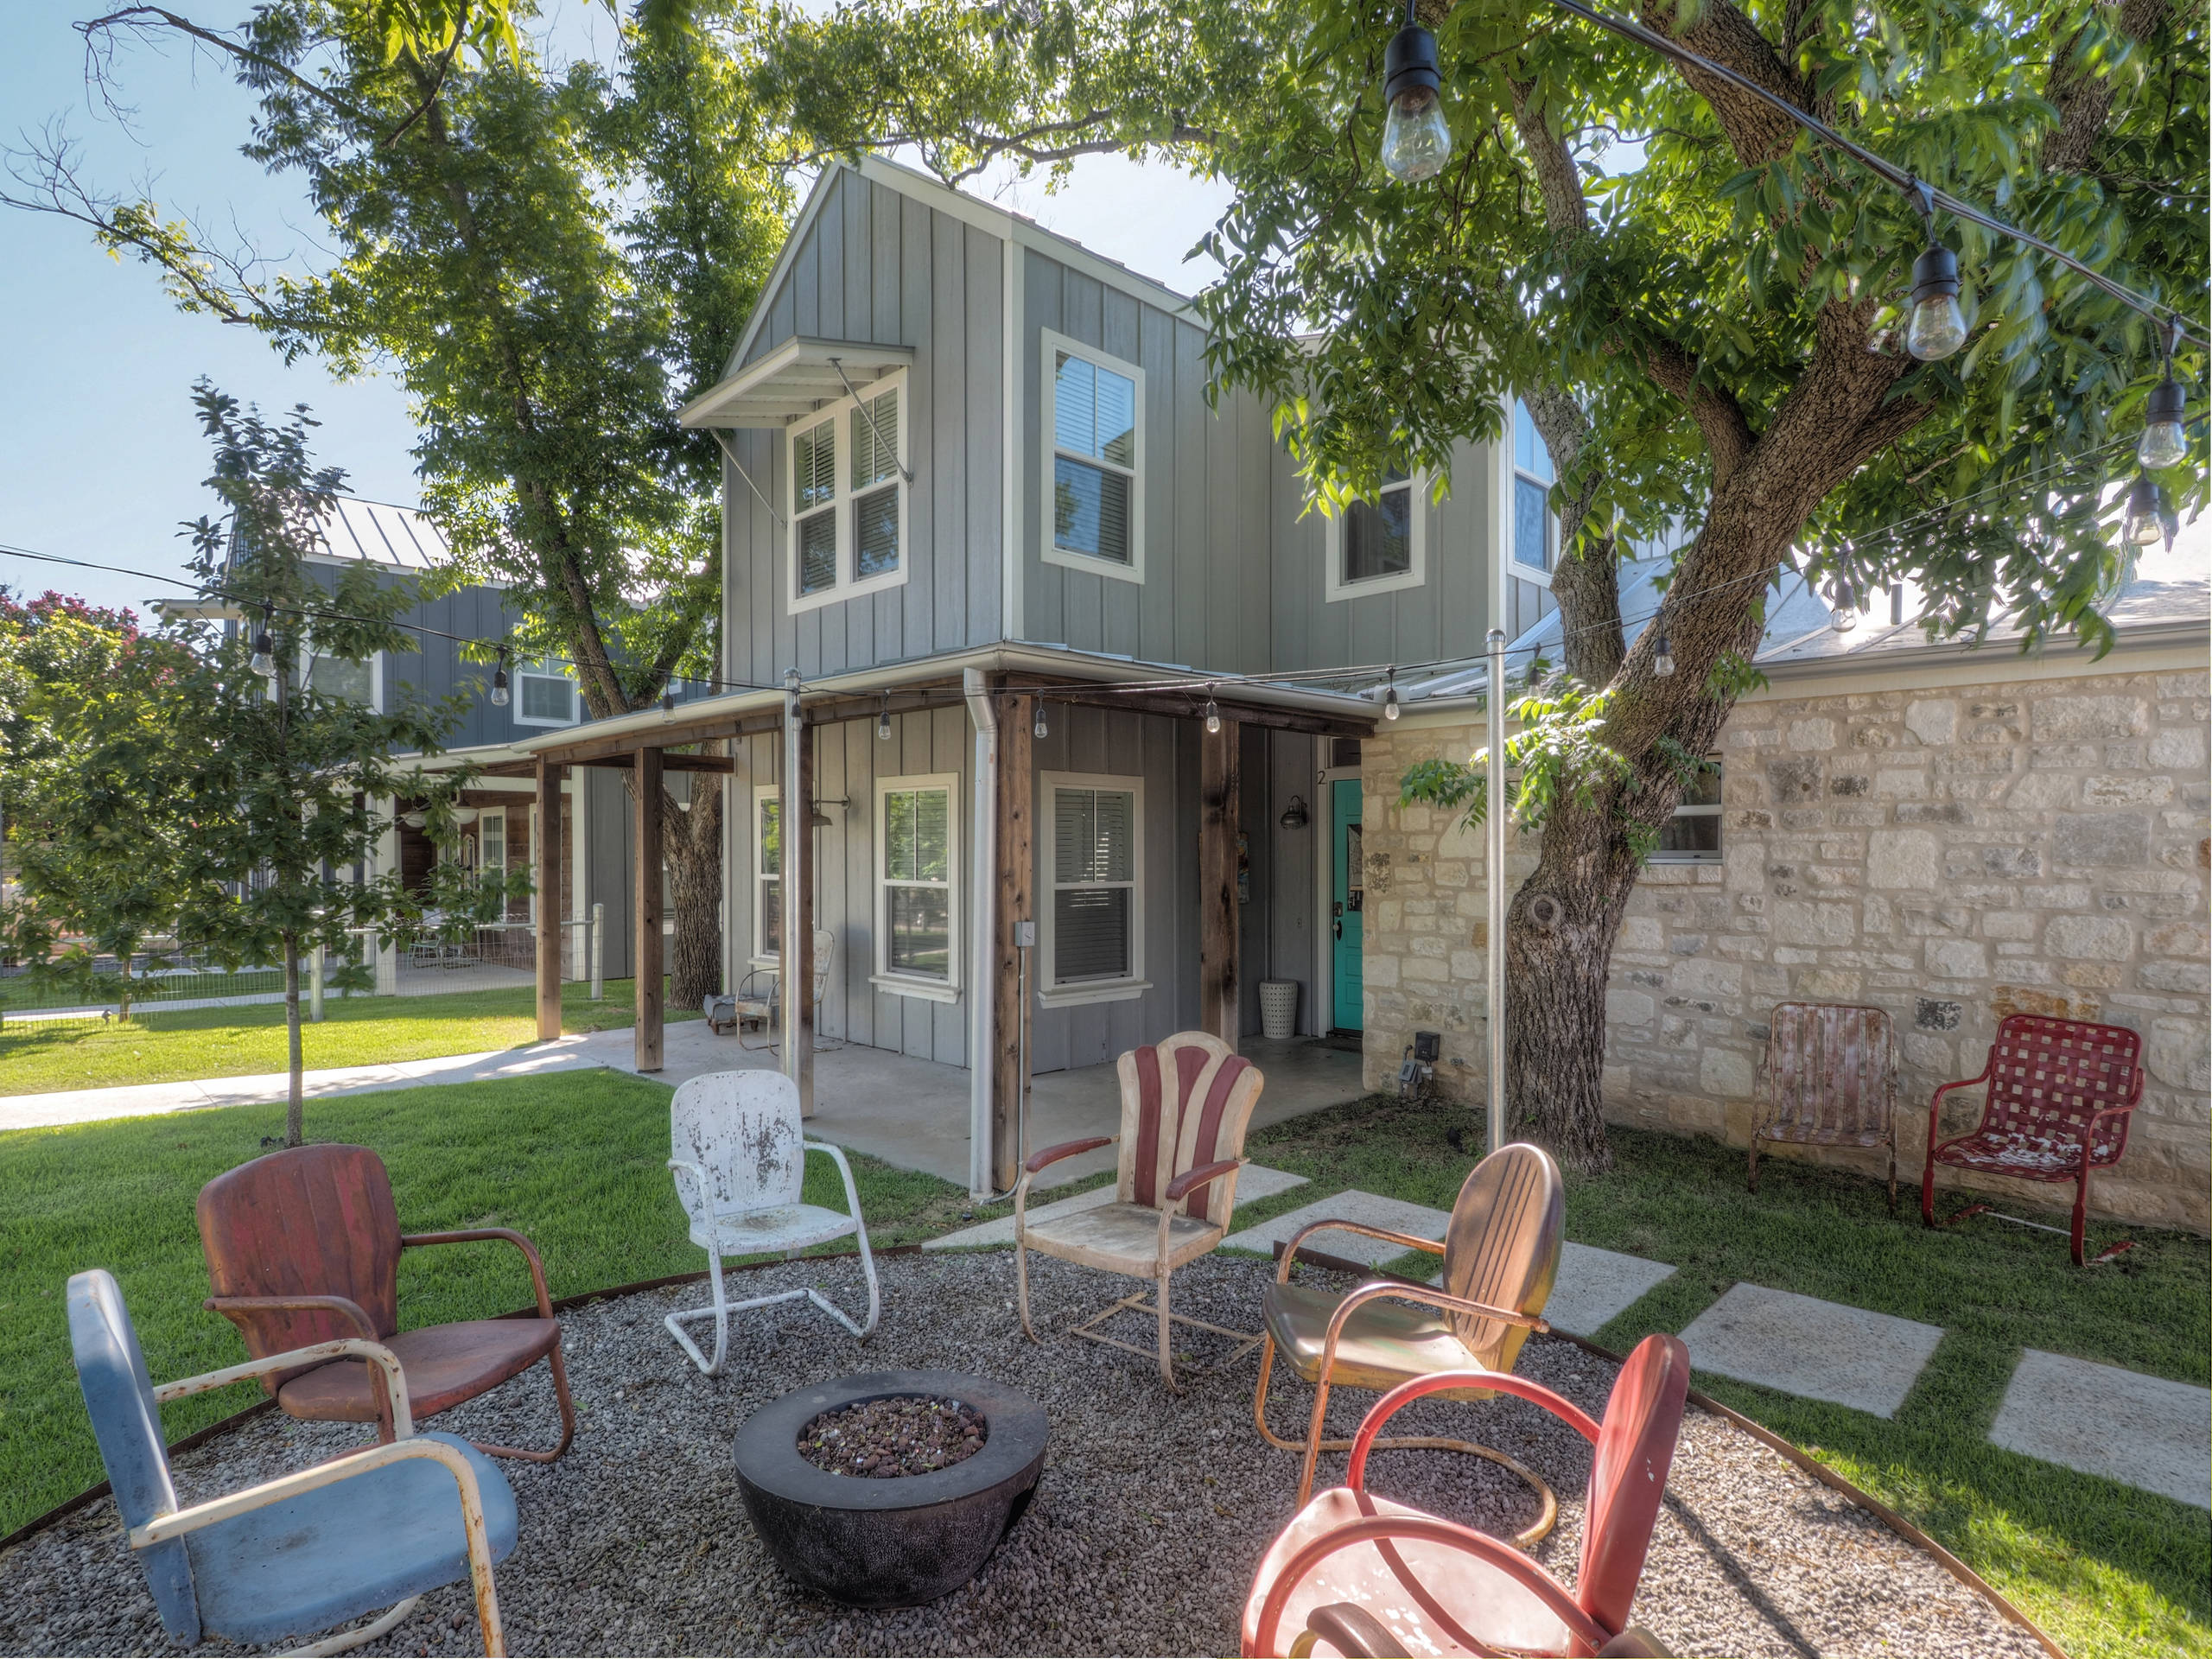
[1241,1334,1691,1658]
[1920,1014,2144,1266]
[197,1144,575,1460]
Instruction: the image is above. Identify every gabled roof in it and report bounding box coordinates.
[308,498,450,572]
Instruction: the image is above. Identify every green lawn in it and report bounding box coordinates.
[0,979,692,1097]
[0,1070,971,1536]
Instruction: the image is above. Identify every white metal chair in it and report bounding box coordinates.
[715,928,839,1052]
[663,1070,879,1376]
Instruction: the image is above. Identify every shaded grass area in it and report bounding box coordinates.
[0,978,690,1097]
[0,1071,969,1538]
[1233,1090,2210,1659]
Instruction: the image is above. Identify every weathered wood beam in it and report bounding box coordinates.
[1199,717,1241,1049]
[1014,681,1374,738]
[992,691,1036,1194]
[634,747,664,1073]
[572,753,734,773]
[534,760,563,1042]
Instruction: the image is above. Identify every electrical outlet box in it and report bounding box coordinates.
[1014,920,1037,948]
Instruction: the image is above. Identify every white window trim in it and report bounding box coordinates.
[1510,398,1557,588]
[1648,759,1723,864]
[299,645,384,712]
[1323,470,1432,603]
[786,369,912,617]
[873,771,962,1002]
[750,783,783,965]
[1037,769,1149,1008]
[1039,328,1146,586]
[512,660,581,728]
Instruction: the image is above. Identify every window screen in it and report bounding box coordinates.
[306,652,374,707]
[1052,785,1136,984]
[518,671,575,724]
[1052,351,1137,564]
[794,417,839,595]
[850,387,901,580]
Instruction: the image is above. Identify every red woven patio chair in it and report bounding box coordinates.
[1241,1334,1690,1658]
[1748,1002,1898,1211]
[198,1144,576,1460]
[1920,1014,2143,1266]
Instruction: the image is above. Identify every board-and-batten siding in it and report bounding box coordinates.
[1020,249,1274,675]
[1266,435,1497,673]
[721,169,1004,688]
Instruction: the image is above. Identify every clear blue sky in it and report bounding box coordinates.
[0,0,1231,617]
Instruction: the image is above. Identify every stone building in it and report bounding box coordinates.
[1359,564,2210,1232]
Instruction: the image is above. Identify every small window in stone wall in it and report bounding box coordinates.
[1651,760,1721,861]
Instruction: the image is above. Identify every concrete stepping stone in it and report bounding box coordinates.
[1221,1190,1452,1268]
[1425,1241,1676,1337]
[1989,1350,2211,1509]
[1678,1283,1942,1419]
[925,1165,1308,1251]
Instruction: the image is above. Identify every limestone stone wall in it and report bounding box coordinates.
[1359,661,2210,1231]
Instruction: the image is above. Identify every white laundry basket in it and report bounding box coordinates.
[1259,980,1300,1041]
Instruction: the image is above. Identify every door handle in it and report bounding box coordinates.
[1333,918,1343,940]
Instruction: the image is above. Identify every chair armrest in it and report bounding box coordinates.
[1250,1513,1605,1658]
[1317,1284,1552,1402]
[156,1338,414,1438]
[668,1156,713,1218]
[1347,1369,1599,1493]
[803,1140,872,1242]
[1275,1218,1445,1282]
[403,1229,554,1319]
[1926,1058,1996,1148]
[1027,1135,1116,1175]
[204,1293,378,1340]
[1164,1157,1243,1205]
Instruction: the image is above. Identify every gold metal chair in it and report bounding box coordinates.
[1253,1141,1566,1540]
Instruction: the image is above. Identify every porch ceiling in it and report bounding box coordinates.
[679,336,916,429]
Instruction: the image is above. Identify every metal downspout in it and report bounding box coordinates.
[1485,629,1508,1154]
[963,668,999,1199]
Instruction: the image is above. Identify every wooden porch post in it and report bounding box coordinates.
[781,671,815,1116]
[634,747,664,1072]
[992,690,1035,1194]
[534,760,562,1042]
[1199,715,1241,1049]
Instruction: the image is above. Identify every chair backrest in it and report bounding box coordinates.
[671,1070,806,1223]
[1759,1002,1896,1137]
[812,927,836,1002]
[197,1144,404,1358]
[67,1269,201,1643]
[1437,1142,1564,1372]
[1114,1032,1265,1226]
[1977,1014,2143,1163]
[1579,1333,1691,1636]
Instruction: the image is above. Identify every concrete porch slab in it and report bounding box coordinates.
[1989,1350,2211,1508]
[1677,1282,1943,1419]
[1220,1191,1453,1269]
[922,1165,1310,1251]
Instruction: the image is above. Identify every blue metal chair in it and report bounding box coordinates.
[67,1268,519,1656]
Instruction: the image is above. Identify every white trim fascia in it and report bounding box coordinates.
[1039,767,1147,997]
[1039,329,1147,587]
[1002,232,1024,640]
[785,369,913,616]
[1322,471,1432,604]
[874,769,963,993]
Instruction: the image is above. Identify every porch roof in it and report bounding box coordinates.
[679,335,916,429]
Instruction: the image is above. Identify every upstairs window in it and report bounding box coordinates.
[1041,772,1146,1000]
[1043,332,1144,582]
[1325,465,1427,601]
[1512,398,1556,575]
[302,647,379,709]
[787,372,908,613]
[1651,760,1722,862]
[515,659,579,727]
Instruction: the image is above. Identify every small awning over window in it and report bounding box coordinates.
[680,336,916,429]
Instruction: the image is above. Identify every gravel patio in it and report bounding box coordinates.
[3,1251,2050,1658]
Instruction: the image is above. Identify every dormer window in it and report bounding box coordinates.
[787,372,909,613]
[1042,331,1144,583]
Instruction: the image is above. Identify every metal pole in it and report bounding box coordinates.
[589,901,605,1001]
[1486,627,1508,1156]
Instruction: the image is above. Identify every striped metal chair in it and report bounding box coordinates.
[1014,1031,1266,1389]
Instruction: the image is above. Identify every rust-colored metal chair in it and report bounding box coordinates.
[1747,1002,1898,1211]
[197,1144,575,1460]
[1921,1014,2144,1266]
[1254,1142,1565,1535]
[1241,1334,1691,1659]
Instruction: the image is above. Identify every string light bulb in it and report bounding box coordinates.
[1033,701,1049,741]
[1204,694,1223,734]
[1903,182,1967,362]
[1829,580,1859,633]
[876,691,892,741]
[1383,669,1402,720]
[2140,325,2188,468]
[490,649,511,708]
[2121,474,2169,548]
[1378,0,1450,182]
[250,605,276,679]
[1653,633,1676,677]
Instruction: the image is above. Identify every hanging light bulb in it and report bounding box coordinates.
[1033,701,1049,741]
[1653,633,1676,677]
[1379,1,1451,183]
[490,649,511,708]
[250,605,276,679]
[876,691,892,741]
[1204,694,1223,735]
[1383,669,1402,721]
[1829,580,1859,632]
[1904,182,1966,362]
[2122,474,2168,547]
[2140,326,2189,468]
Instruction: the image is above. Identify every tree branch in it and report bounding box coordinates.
[2045,0,2170,172]
[1637,337,1756,486]
[1630,0,1815,166]
[78,7,375,128]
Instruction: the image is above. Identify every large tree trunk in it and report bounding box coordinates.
[662,768,725,1012]
[283,932,304,1147]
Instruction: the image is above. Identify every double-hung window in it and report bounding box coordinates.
[787,372,908,613]
[1324,466,1427,601]
[1043,332,1143,582]
[752,785,783,962]
[1651,760,1722,863]
[1511,399,1556,577]
[874,773,959,1001]
[514,659,579,727]
[302,646,380,709]
[1041,772,1146,1002]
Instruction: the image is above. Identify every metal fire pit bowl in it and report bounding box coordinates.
[733,1369,1049,1608]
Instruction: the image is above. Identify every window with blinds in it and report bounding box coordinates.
[1046,335,1142,577]
[1513,398,1555,575]
[1343,467,1413,583]
[877,774,957,987]
[754,790,782,959]
[851,386,901,579]
[786,372,908,610]
[1048,780,1140,988]
[515,659,577,726]
[793,417,839,595]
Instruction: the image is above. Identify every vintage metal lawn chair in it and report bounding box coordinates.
[664,1069,880,1376]
[197,1144,575,1461]
[1922,1014,2144,1266]
[1255,1142,1565,1532]
[1015,1031,1265,1390]
[69,1268,518,1656]
[1747,1002,1899,1211]
[1241,1334,1691,1659]
[709,928,840,1053]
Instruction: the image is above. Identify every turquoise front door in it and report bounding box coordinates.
[1330,779,1363,1033]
